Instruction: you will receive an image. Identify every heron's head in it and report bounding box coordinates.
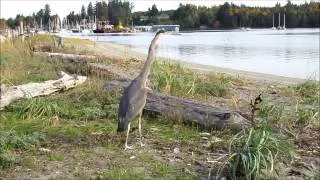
[156,30,166,36]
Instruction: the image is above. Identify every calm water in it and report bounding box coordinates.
[61,28,319,79]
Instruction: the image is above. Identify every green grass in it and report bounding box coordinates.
[296,107,319,126]
[1,34,317,179]
[1,38,59,85]
[294,81,320,104]
[259,101,284,125]
[0,130,45,169]
[226,124,295,180]
[150,61,244,99]
[283,80,320,105]
[258,94,319,129]
[46,152,64,161]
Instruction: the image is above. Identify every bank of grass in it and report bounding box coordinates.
[259,94,319,130]
[282,80,320,105]
[0,34,313,178]
[63,37,95,46]
[150,60,246,99]
[0,38,58,85]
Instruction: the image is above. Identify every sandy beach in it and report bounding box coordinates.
[79,40,307,85]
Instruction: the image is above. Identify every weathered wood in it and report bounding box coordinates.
[36,52,132,79]
[48,52,96,62]
[0,71,87,109]
[35,52,96,63]
[103,79,249,130]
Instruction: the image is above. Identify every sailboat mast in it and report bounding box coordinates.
[273,14,274,28]
[283,13,286,28]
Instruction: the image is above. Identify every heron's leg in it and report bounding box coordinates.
[138,112,145,147]
[125,122,133,150]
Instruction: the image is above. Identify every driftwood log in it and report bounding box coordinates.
[35,52,133,79]
[35,52,96,63]
[104,79,249,130]
[0,71,87,109]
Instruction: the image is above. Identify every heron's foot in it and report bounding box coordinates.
[125,144,134,150]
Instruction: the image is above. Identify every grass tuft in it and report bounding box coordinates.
[0,131,45,169]
[227,124,295,180]
[283,80,320,105]
[294,81,319,104]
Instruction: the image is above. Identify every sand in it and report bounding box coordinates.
[81,41,308,85]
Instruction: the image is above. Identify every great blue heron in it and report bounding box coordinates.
[117,30,165,150]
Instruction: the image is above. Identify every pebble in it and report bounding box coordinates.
[173,147,180,154]
[39,148,51,153]
[199,132,211,137]
[129,156,136,159]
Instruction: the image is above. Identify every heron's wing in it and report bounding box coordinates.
[127,86,147,117]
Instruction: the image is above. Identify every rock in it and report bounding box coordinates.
[173,147,180,154]
[39,148,51,153]
[129,156,136,159]
[199,132,211,137]
[210,136,223,143]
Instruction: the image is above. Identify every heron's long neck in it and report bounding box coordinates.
[139,47,155,82]
[138,34,161,82]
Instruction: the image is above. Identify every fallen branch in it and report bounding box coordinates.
[0,71,87,109]
[35,52,96,63]
[103,79,250,130]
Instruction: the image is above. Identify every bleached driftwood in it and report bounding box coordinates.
[0,71,87,109]
[35,52,96,63]
[103,79,250,130]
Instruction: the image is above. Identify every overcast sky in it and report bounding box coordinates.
[0,0,311,19]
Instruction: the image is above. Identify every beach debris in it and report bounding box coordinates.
[199,132,211,137]
[129,156,136,159]
[174,147,180,154]
[0,71,87,109]
[39,148,52,153]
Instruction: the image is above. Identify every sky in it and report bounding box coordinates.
[0,0,313,19]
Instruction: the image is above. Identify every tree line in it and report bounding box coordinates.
[4,0,133,29]
[3,0,319,30]
[134,1,319,29]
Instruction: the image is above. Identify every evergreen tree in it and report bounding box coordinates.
[87,2,94,19]
[44,4,51,29]
[81,5,86,20]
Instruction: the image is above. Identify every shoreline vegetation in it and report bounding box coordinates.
[0,34,319,179]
